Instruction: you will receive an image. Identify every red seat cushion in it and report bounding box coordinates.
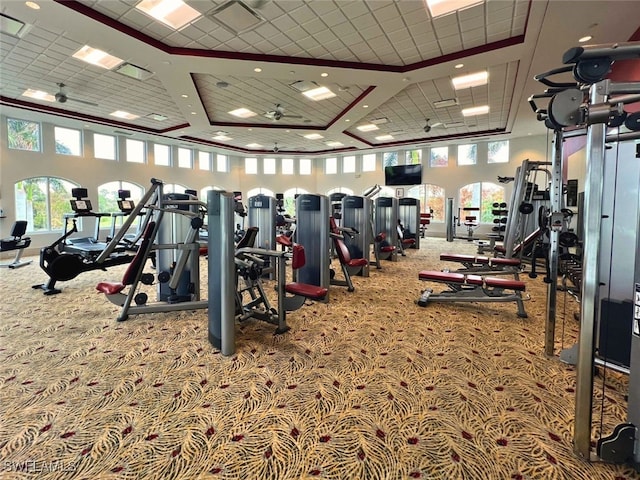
[380,246,396,253]
[401,238,416,246]
[483,277,526,291]
[347,258,368,268]
[96,281,126,295]
[277,235,292,247]
[418,271,525,291]
[285,282,328,300]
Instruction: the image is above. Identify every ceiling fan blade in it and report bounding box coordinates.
[67,96,99,107]
[283,114,302,119]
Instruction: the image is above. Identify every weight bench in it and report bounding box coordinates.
[439,253,522,275]
[0,220,32,269]
[416,270,528,318]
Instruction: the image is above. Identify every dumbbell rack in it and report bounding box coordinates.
[477,202,508,254]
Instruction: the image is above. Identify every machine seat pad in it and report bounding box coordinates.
[418,271,525,291]
[96,281,126,295]
[401,238,416,246]
[285,282,328,300]
[276,235,293,247]
[199,246,208,256]
[380,245,396,253]
[440,253,520,266]
[346,258,368,268]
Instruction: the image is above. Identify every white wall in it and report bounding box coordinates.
[1,113,556,253]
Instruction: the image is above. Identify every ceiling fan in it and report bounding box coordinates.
[54,83,98,106]
[264,104,302,121]
[423,118,444,133]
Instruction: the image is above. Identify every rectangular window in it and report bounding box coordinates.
[383,151,398,167]
[282,158,294,175]
[198,151,211,170]
[430,146,448,167]
[263,157,276,174]
[54,126,82,156]
[94,133,116,160]
[488,140,509,163]
[326,157,337,174]
[299,158,312,175]
[245,157,258,174]
[216,154,228,172]
[362,153,376,172]
[177,147,192,168]
[405,149,422,165]
[343,155,356,173]
[125,138,145,163]
[457,144,477,165]
[7,118,41,152]
[154,144,171,166]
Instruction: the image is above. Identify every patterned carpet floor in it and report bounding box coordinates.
[0,238,638,480]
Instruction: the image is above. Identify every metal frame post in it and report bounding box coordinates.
[545,130,564,356]
[573,80,608,459]
[208,190,236,356]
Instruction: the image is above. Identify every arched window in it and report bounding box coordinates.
[14,177,80,232]
[459,182,505,223]
[98,181,144,213]
[247,187,274,198]
[163,183,189,194]
[283,187,309,216]
[407,184,445,221]
[326,187,354,196]
[200,185,225,200]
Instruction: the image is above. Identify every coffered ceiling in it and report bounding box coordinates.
[1,0,638,156]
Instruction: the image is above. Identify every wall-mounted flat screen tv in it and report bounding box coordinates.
[384,164,423,185]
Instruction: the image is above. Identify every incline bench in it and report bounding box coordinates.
[416,270,528,318]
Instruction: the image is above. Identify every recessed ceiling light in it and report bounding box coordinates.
[370,117,388,125]
[246,143,262,148]
[0,13,30,38]
[321,72,328,77]
[452,70,488,89]
[461,105,489,116]
[356,124,379,132]
[326,141,343,147]
[22,89,55,102]
[375,134,394,141]
[25,2,40,10]
[425,0,482,18]
[213,135,232,141]
[72,45,123,69]
[363,105,369,108]
[302,86,336,101]
[228,108,257,118]
[136,0,201,30]
[191,111,197,115]
[345,119,350,122]
[181,94,188,98]
[579,35,592,43]
[454,63,464,69]
[110,110,140,120]
[304,133,324,140]
[254,67,262,73]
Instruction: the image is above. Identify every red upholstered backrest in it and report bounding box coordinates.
[332,235,352,264]
[122,221,155,286]
[329,216,339,233]
[291,244,306,270]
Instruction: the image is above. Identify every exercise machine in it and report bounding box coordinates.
[207,190,328,356]
[374,196,398,261]
[247,194,277,278]
[96,181,207,320]
[530,41,640,469]
[398,197,420,249]
[340,194,375,275]
[33,186,150,295]
[0,220,31,269]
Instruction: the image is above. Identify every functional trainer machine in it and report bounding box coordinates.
[340,194,375,275]
[247,194,277,278]
[398,197,420,250]
[529,41,640,469]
